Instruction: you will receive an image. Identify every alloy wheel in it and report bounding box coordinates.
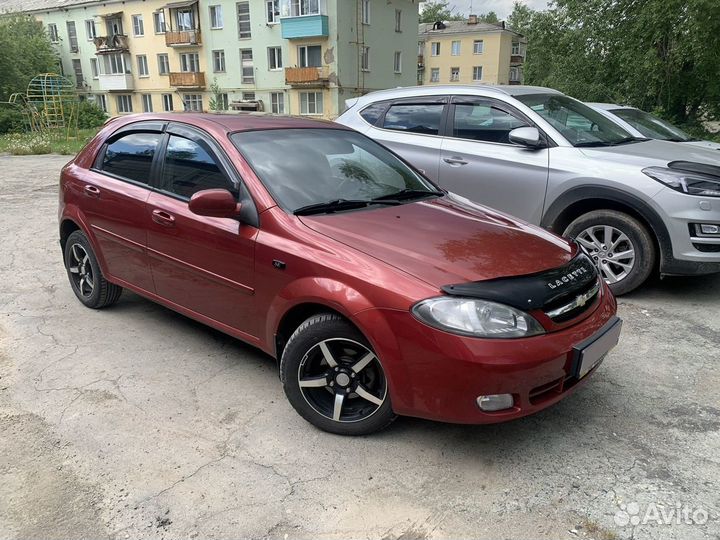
[67,243,95,297]
[297,338,387,423]
[576,225,636,284]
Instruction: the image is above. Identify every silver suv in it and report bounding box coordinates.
[336,85,720,294]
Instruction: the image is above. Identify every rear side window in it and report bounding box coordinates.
[452,102,527,143]
[160,135,238,199]
[359,102,388,126]
[382,103,444,135]
[101,133,161,184]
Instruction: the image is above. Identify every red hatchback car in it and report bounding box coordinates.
[59,113,621,435]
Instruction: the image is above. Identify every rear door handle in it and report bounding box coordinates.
[152,209,176,227]
[84,185,100,197]
[443,156,468,166]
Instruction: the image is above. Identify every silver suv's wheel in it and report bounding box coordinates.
[564,210,656,296]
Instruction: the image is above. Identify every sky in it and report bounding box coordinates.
[443,0,550,19]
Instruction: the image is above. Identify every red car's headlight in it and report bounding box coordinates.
[411,297,545,339]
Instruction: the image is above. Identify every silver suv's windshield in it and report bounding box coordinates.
[516,93,641,147]
[232,128,440,214]
[611,108,694,142]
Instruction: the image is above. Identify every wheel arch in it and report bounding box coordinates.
[541,185,672,271]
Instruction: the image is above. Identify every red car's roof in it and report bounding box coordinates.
[107,112,349,133]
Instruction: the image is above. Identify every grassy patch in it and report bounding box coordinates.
[0,128,99,156]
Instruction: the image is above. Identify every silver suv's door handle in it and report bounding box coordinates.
[443,156,468,166]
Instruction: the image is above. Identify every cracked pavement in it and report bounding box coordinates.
[0,154,718,540]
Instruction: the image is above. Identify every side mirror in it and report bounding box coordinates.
[188,189,241,218]
[509,127,544,148]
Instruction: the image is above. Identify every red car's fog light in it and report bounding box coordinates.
[476,394,514,412]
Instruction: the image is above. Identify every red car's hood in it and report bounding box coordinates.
[299,194,576,288]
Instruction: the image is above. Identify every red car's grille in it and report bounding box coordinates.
[542,278,601,323]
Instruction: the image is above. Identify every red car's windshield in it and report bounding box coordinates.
[231,128,439,213]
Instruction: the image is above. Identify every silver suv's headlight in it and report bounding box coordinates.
[643,166,720,197]
[412,297,545,338]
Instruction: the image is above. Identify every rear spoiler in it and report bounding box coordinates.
[343,97,360,114]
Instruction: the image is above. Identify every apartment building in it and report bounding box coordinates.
[10,0,421,117]
[418,15,526,86]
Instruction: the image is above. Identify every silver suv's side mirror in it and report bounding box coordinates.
[509,127,544,149]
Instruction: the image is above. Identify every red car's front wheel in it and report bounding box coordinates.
[280,313,396,435]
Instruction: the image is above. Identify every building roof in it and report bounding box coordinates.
[419,20,522,38]
[0,0,106,14]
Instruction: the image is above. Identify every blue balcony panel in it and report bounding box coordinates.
[281,15,329,39]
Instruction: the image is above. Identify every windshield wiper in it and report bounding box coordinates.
[609,136,649,145]
[575,137,647,148]
[293,198,400,216]
[372,188,444,202]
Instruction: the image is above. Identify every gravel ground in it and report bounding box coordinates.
[0,154,718,540]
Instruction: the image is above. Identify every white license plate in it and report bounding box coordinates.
[574,318,622,379]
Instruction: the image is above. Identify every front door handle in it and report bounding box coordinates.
[84,185,100,197]
[152,209,176,227]
[443,156,469,166]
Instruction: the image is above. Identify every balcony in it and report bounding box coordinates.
[285,66,330,87]
[417,54,425,69]
[169,71,206,88]
[281,14,329,39]
[98,73,134,91]
[510,54,525,64]
[165,29,201,47]
[93,34,129,54]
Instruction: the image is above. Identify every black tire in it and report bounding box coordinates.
[564,210,656,296]
[280,313,396,436]
[64,230,123,309]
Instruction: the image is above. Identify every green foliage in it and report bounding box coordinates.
[208,78,227,112]
[515,0,720,123]
[76,100,107,129]
[0,128,99,155]
[480,11,499,24]
[419,1,465,23]
[0,14,59,101]
[0,107,25,134]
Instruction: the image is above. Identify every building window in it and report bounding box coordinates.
[395,9,401,32]
[431,42,440,56]
[85,19,96,40]
[72,59,84,87]
[180,53,200,72]
[240,49,254,83]
[242,91,256,100]
[48,23,59,43]
[142,94,153,112]
[117,94,133,113]
[393,51,402,73]
[212,50,226,72]
[430,68,439,82]
[451,40,461,56]
[66,21,78,53]
[157,53,170,75]
[176,8,195,31]
[511,41,520,55]
[237,2,251,39]
[360,46,369,71]
[106,16,123,35]
[286,0,322,16]
[90,58,99,79]
[266,0,279,23]
[473,40,484,54]
[132,15,144,37]
[450,67,460,82]
[270,92,284,113]
[510,66,521,82]
[216,93,229,110]
[298,45,321,67]
[97,94,108,112]
[183,94,203,111]
[473,66,483,81]
[267,47,282,70]
[209,5,224,29]
[361,0,370,24]
[103,53,129,75]
[300,91,323,115]
[153,11,167,33]
[137,55,149,77]
[162,93,174,111]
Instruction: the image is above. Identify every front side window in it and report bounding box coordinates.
[298,45,321,67]
[383,103,444,135]
[237,2,251,38]
[132,15,144,36]
[516,93,634,147]
[210,5,224,28]
[240,49,254,83]
[611,108,692,142]
[231,128,437,213]
[451,101,528,143]
[101,132,160,183]
[161,136,237,199]
[300,91,323,115]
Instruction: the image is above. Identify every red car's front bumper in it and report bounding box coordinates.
[355,284,618,424]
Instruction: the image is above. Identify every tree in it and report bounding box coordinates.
[208,78,227,112]
[419,1,465,23]
[0,14,59,101]
[507,1,534,34]
[479,11,499,24]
